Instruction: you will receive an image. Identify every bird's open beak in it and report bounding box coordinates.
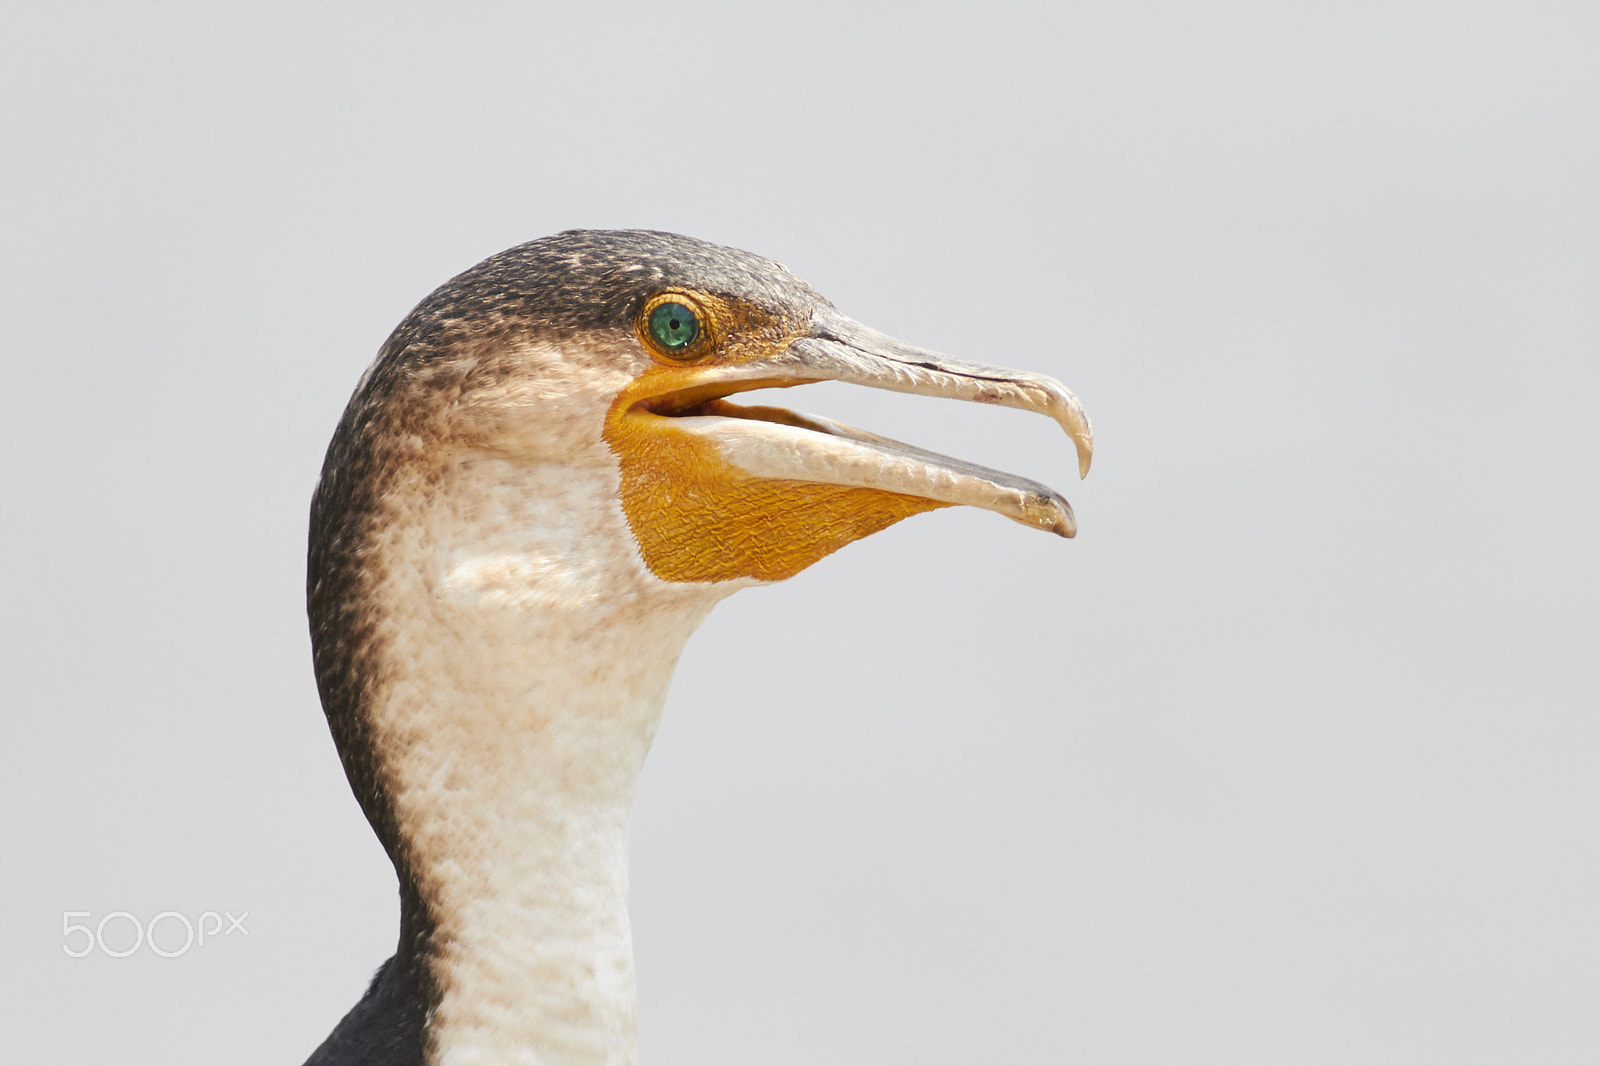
[605,309,1093,583]
[649,310,1091,536]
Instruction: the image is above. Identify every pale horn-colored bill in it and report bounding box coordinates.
[663,309,1093,536]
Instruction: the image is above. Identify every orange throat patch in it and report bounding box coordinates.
[604,405,946,584]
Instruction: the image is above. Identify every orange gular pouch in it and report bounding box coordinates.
[605,410,946,584]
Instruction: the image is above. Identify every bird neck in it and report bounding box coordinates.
[397,659,663,1066]
[350,455,732,1064]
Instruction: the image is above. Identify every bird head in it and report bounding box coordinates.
[325,229,1092,595]
[304,231,1095,1060]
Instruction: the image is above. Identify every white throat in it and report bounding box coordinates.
[363,450,737,1065]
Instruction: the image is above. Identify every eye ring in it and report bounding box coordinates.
[639,292,713,361]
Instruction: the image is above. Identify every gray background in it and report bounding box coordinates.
[3,3,1596,1063]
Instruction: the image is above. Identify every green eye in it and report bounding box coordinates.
[647,301,701,354]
